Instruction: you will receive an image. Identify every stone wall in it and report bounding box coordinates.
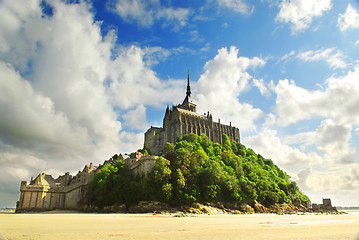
[16,152,158,212]
[127,155,157,177]
[17,164,96,212]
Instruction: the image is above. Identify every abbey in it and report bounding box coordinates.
[144,73,240,155]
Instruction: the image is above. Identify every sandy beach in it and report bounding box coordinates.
[1,211,358,240]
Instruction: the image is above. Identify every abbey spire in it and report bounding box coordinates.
[182,70,193,105]
[186,69,191,98]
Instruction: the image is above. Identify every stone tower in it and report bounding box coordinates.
[144,72,240,155]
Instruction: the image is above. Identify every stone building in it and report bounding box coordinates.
[312,198,337,211]
[144,73,240,155]
[16,152,157,212]
[16,163,96,212]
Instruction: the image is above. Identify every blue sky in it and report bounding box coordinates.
[0,0,359,207]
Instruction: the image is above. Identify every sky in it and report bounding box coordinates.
[0,0,358,208]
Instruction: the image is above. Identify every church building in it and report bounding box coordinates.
[144,73,240,155]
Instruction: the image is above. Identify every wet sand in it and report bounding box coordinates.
[1,211,358,240]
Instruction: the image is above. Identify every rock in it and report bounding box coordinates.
[127,201,170,213]
[240,204,254,213]
[229,210,242,214]
[253,201,267,213]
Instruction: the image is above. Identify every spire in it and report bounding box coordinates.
[182,69,192,104]
[186,69,191,98]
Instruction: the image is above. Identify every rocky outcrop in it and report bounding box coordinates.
[85,201,310,215]
[127,201,172,213]
[239,204,255,213]
[253,201,267,213]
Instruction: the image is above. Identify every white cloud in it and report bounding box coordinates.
[297,48,347,69]
[252,78,271,97]
[0,62,92,153]
[171,46,196,55]
[216,0,254,15]
[249,64,359,204]
[302,164,359,206]
[122,104,149,131]
[109,0,190,30]
[200,43,211,52]
[0,0,124,183]
[222,22,229,28]
[243,128,322,168]
[276,0,332,33]
[188,30,204,42]
[196,46,266,132]
[0,0,186,207]
[0,0,42,72]
[117,131,144,153]
[278,50,296,64]
[273,64,359,126]
[355,128,359,135]
[142,46,171,67]
[106,45,184,109]
[338,4,359,31]
[284,119,356,164]
[250,64,359,203]
[243,121,358,205]
[0,146,47,171]
[243,120,359,205]
[355,40,359,46]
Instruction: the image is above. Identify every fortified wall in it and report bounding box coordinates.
[16,152,157,212]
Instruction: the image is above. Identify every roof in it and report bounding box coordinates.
[176,107,207,119]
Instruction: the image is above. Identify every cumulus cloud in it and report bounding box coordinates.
[0,62,92,153]
[297,48,347,69]
[252,78,271,97]
[284,119,356,164]
[108,0,190,30]
[302,164,359,206]
[246,62,359,205]
[315,120,356,163]
[276,0,332,33]
[0,0,185,207]
[216,0,254,15]
[0,0,42,72]
[273,64,359,126]
[122,104,149,131]
[243,128,322,168]
[243,124,359,205]
[243,120,358,205]
[196,46,266,132]
[338,4,359,31]
[106,45,184,109]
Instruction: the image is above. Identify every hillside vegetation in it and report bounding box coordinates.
[87,133,309,209]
